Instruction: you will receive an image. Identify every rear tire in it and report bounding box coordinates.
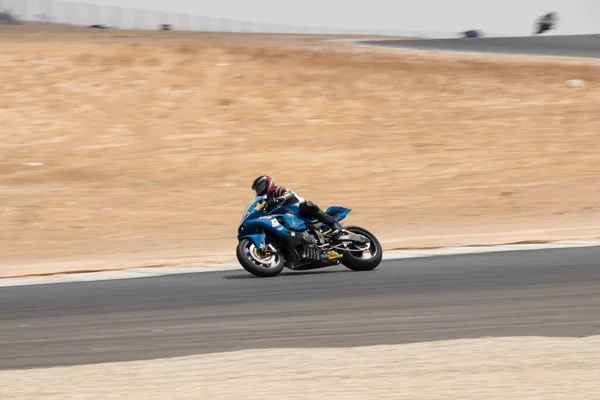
[236,238,285,277]
[340,226,383,271]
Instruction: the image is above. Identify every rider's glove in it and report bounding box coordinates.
[267,197,283,208]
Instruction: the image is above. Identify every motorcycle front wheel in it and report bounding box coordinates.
[236,238,286,277]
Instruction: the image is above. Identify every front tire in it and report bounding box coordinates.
[340,226,383,271]
[236,238,285,277]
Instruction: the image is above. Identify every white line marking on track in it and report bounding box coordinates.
[0,240,599,288]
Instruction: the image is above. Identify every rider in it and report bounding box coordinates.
[251,175,343,237]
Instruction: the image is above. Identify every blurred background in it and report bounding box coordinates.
[1,0,600,37]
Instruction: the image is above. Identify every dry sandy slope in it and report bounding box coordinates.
[2,28,600,278]
[2,336,599,399]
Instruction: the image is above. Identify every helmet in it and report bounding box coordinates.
[251,175,275,197]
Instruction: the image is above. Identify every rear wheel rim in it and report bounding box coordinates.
[347,229,379,259]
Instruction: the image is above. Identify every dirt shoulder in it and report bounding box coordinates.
[2,28,600,278]
[2,336,599,399]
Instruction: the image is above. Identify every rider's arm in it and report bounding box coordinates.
[274,187,294,203]
[267,187,293,209]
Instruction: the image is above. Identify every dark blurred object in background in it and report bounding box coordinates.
[0,10,22,25]
[87,24,109,29]
[160,24,173,31]
[535,12,557,35]
[462,30,483,38]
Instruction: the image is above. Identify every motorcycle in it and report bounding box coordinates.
[236,195,383,277]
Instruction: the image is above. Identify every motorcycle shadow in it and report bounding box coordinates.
[223,268,353,280]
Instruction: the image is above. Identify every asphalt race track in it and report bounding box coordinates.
[1,247,600,370]
[359,34,600,59]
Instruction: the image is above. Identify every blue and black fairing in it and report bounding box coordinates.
[324,205,351,222]
[237,195,286,250]
[237,196,352,268]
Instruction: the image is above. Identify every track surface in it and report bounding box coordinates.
[1,247,600,370]
[360,34,600,58]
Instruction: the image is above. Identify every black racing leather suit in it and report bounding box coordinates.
[265,186,342,234]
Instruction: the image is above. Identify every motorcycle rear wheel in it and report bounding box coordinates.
[236,238,285,277]
[340,226,383,271]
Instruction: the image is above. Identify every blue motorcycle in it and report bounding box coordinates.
[236,195,383,277]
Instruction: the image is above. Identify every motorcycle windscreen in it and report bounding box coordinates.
[240,196,264,223]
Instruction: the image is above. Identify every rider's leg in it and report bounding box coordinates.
[299,201,343,236]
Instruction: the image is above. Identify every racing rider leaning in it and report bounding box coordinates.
[251,175,343,237]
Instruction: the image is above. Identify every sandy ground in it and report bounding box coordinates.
[2,27,600,278]
[2,336,599,399]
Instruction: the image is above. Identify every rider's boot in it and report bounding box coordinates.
[329,221,344,238]
[314,210,343,238]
